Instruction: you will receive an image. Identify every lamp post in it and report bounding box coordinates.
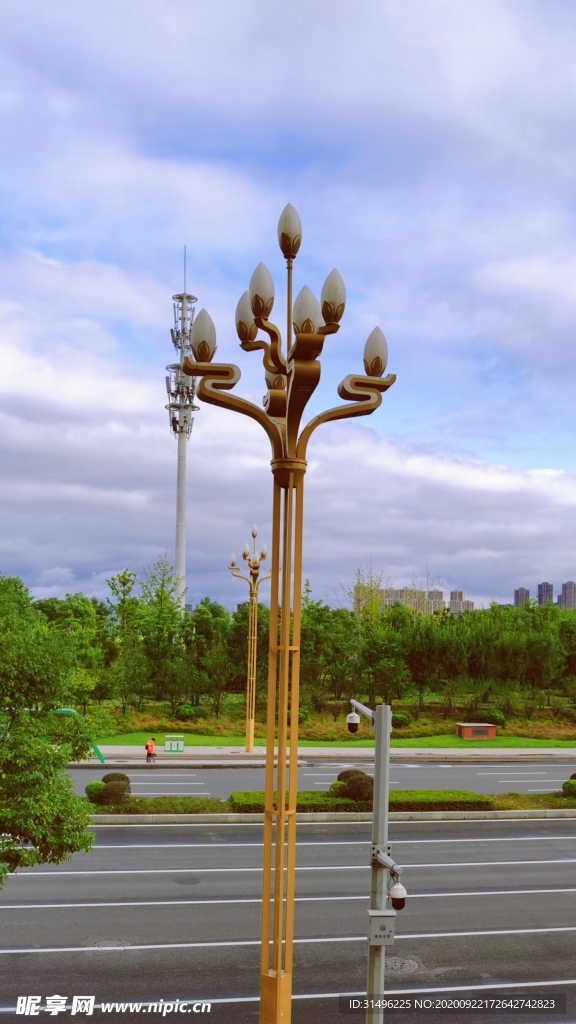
[182,204,395,1024]
[229,525,271,753]
[165,289,199,608]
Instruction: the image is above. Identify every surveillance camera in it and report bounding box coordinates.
[389,882,407,911]
[346,711,360,734]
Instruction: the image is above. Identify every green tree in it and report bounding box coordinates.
[0,574,94,887]
[191,599,232,716]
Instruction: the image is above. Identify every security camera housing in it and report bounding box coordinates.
[346,711,361,734]
[390,882,407,911]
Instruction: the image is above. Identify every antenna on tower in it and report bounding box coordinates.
[165,257,198,610]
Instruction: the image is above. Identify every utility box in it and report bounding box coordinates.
[367,909,396,946]
[455,722,496,740]
[164,734,184,753]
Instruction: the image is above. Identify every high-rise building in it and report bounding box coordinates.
[449,590,474,614]
[381,588,445,615]
[559,582,576,609]
[514,588,530,606]
[537,582,553,606]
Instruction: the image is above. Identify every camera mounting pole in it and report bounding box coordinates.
[348,700,406,1024]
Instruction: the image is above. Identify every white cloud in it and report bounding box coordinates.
[1,1,576,605]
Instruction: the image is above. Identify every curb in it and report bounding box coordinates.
[72,748,576,768]
[90,808,576,824]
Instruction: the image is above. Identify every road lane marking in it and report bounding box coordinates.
[4,886,576,910]
[4,978,576,1013]
[92,841,368,848]
[9,857,576,878]
[5,924,576,954]
[91,835,576,849]
[477,772,548,775]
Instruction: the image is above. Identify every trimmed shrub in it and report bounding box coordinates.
[85,780,105,804]
[328,781,347,796]
[482,710,507,727]
[392,712,411,729]
[98,780,130,804]
[228,788,494,813]
[228,791,364,813]
[343,772,374,803]
[570,773,576,780]
[562,780,576,797]
[337,769,365,783]
[389,789,494,811]
[102,772,130,786]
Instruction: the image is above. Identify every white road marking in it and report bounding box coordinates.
[10,857,576,877]
[93,841,368,849]
[4,924,576,954]
[4,885,576,911]
[3,979,576,1012]
[477,771,548,776]
[91,835,576,848]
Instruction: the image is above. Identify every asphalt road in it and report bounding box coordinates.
[2,819,576,1023]
[68,761,576,798]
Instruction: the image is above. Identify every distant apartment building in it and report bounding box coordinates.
[558,582,576,609]
[514,587,530,606]
[382,587,445,615]
[537,582,553,606]
[449,590,474,614]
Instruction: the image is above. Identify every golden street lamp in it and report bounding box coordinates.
[229,525,270,753]
[183,203,395,1024]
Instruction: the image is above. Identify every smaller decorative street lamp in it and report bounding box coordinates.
[229,525,270,753]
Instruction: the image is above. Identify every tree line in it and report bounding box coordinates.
[1,558,575,723]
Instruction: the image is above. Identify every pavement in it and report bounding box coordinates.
[69,760,576,799]
[2,818,576,1022]
[73,744,576,768]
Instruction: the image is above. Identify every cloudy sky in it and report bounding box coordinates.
[1,0,576,609]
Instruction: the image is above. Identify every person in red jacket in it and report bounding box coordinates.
[145,737,156,763]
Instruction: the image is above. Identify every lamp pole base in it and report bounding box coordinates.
[259,971,292,1024]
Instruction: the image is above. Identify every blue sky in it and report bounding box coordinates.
[1,0,576,608]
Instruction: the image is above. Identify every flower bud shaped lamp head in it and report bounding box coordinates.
[277,203,302,260]
[390,882,407,911]
[265,368,286,391]
[363,327,388,377]
[235,291,258,343]
[260,543,268,560]
[229,553,237,567]
[249,263,275,319]
[241,543,250,560]
[190,309,217,362]
[321,269,346,324]
[293,285,322,336]
[251,524,258,539]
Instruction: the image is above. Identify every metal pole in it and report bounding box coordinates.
[175,426,187,608]
[174,294,188,609]
[166,288,197,611]
[367,703,391,1024]
[246,581,258,753]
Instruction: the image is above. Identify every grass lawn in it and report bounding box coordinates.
[98,731,576,749]
[97,732,376,747]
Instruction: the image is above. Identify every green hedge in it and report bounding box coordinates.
[227,789,494,813]
[228,791,366,813]
[389,789,494,811]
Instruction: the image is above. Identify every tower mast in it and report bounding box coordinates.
[165,258,198,608]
